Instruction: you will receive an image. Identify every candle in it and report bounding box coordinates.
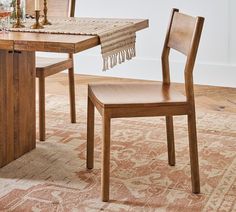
[35,0,40,10]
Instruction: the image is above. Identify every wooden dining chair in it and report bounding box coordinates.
[26,0,76,141]
[86,8,204,201]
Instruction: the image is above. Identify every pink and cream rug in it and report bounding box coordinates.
[0,82,235,211]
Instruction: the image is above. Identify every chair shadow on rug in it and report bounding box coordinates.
[86,8,205,201]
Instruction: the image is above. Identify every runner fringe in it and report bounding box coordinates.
[102,46,136,71]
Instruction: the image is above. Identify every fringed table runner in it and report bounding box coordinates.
[9,17,137,71]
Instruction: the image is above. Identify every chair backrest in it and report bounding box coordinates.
[26,0,76,17]
[161,8,204,102]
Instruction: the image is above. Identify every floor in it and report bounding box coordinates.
[0,74,235,211]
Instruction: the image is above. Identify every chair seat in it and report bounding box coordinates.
[89,83,187,108]
[36,57,73,77]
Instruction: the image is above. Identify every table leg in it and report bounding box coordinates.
[0,50,36,167]
[0,50,14,167]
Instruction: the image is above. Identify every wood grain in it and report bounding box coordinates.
[88,83,187,108]
[101,113,111,202]
[0,50,36,167]
[13,51,36,158]
[38,75,45,141]
[0,13,148,166]
[0,19,148,53]
[0,50,14,167]
[35,0,77,141]
[68,65,76,123]
[168,12,197,55]
[87,8,204,201]
[87,96,94,170]
[36,57,73,77]
[166,116,175,166]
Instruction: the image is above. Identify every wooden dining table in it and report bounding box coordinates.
[0,18,148,168]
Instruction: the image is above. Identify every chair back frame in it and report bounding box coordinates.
[161,8,204,103]
[26,0,76,18]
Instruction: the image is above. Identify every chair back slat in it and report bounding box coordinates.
[168,13,198,56]
[26,0,75,17]
[162,8,204,102]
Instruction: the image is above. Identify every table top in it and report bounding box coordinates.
[0,18,148,53]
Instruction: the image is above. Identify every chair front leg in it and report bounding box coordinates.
[187,112,200,194]
[101,113,111,202]
[87,97,95,169]
[166,116,175,166]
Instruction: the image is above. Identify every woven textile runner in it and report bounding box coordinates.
[10,17,137,71]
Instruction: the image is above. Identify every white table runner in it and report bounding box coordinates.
[10,17,137,71]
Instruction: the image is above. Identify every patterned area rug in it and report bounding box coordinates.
[0,81,235,211]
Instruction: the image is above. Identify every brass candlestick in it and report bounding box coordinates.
[41,0,51,25]
[12,0,25,28]
[31,10,44,29]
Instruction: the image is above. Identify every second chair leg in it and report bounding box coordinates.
[166,116,175,166]
[87,97,94,169]
[68,67,76,123]
[187,112,200,194]
[101,113,111,202]
[39,77,46,141]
